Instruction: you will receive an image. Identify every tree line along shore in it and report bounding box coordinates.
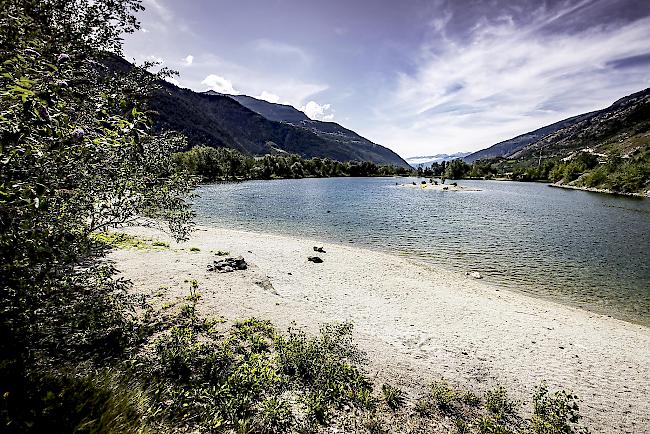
[175,145,649,196]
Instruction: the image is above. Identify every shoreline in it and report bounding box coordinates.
[111,225,650,433]
[548,182,650,198]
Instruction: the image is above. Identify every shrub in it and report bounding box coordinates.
[531,383,589,434]
[303,391,330,424]
[274,322,370,412]
[381,383,405,410]
[0,1,195,428]
[414,398,433,417]
[254,397,294,434]
[462,390,482,407]
[477,416,516,434]
[485,386,517,420]
[430,380,457,411]
[455,417,471,434]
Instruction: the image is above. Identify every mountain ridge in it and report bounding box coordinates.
[463,112,597,163]
[464,88,650,163]
[222,93,410,168]
[101,55,410,168]
[509,88,650,160]
[149,85,410,168]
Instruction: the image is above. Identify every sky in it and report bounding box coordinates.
[123,0,650,158]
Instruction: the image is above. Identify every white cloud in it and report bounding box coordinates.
[301,101,335,121]
[165,76,180,87]
[144,54,164,64]
[201,74,240,94]
[252,39,310,64]
[184,54,194,65]
[377,8,650,155]
[256,91,281,103]
[142,0,172,22]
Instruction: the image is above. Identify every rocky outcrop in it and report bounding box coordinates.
[208,256,248,273]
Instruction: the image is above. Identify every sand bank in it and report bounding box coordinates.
[110,225,650,433]
[399,182,481,191]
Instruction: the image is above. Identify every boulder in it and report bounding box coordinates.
[308,256,323,263]
[208,256,248,273]
[313,246,326,253]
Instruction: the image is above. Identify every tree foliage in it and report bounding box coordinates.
[0,0,196,430]
[173,145,413,181]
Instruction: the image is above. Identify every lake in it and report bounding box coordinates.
[193,177,650,326]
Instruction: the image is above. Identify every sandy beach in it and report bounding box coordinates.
[110,225,650,433]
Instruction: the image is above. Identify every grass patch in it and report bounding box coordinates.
[485,385,518,421]
[91,232,170,250]
[431,380,457,411]
[189,246,200,252]
[381,383,405,410]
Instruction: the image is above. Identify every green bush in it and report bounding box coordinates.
[531,383,589,434]
[254,397,295,434]
[430,380,457,411]
[414,398,433,416]
[0,0,195,430]
[274,322,370,409]
[381,383,405,410]
[462,390,482,407]
[485,386,518,420]
[477,416,516,434]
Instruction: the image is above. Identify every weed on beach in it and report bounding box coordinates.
[91,232,171,250]
[10,278,591,434]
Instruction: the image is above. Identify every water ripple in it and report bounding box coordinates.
[193,177,650,326]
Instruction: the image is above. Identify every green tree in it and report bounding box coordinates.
[444,159,471,180]
[0,0,196,430]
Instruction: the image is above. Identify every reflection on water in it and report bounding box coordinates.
[193,177,650,326]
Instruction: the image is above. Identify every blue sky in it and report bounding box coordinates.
[123,0,650,158]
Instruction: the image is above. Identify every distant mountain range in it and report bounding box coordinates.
[144,77,410,168]
[406,152,472,168]
[464,88,650,163]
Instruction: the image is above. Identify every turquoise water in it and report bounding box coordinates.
[193,177,650,326]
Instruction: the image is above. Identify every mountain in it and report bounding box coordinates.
[464,88,650,163]
[509,88,650,160]
[406,152,472,168]
[224,93,411,168]
[148,85,410,168]
[463,113,596,163]
[227,94,310,123]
